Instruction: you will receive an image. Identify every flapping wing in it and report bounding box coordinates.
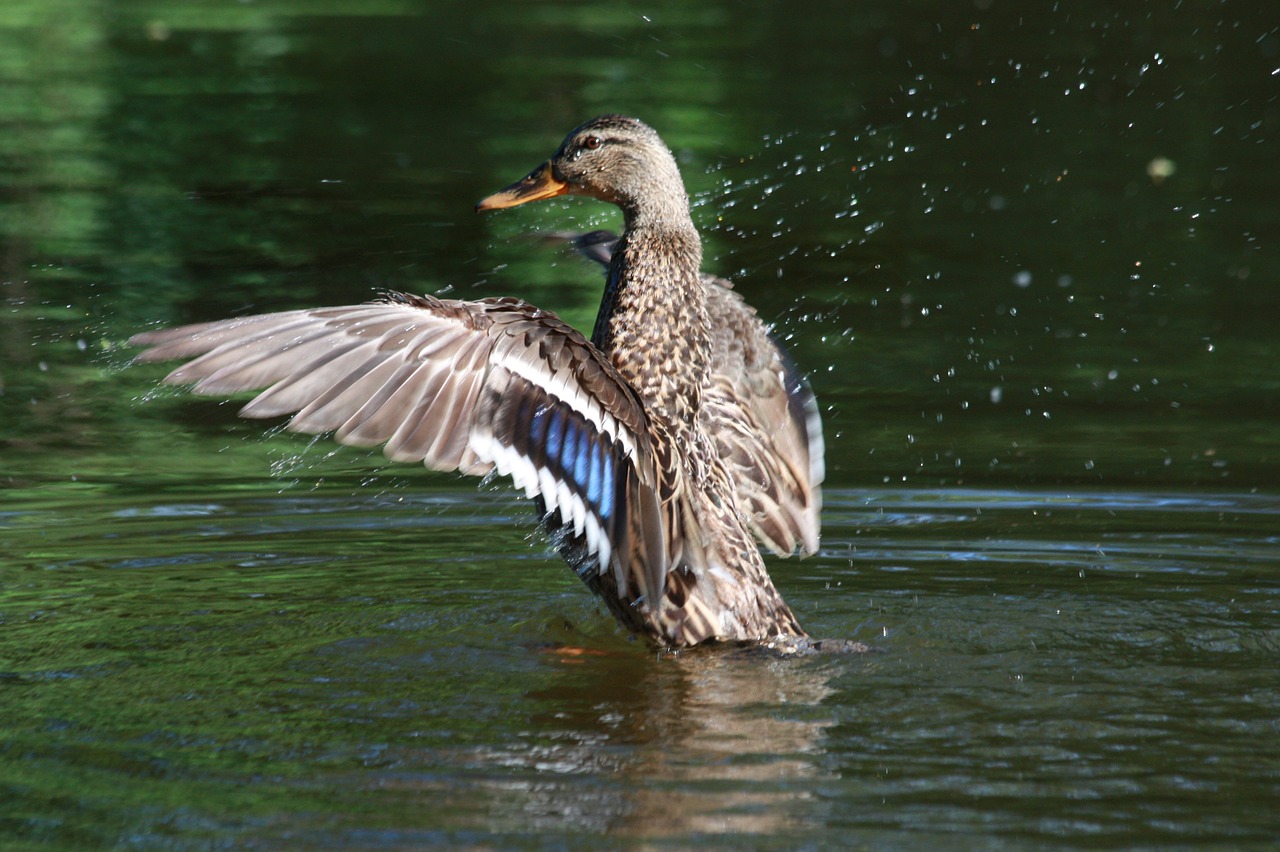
[559,231,825,557]
[129,293,672,604]
[702,283,824,556]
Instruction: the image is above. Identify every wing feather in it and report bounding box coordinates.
[130,293,671,603]
[704,283,824,556]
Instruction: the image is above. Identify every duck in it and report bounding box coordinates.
[130,115,825,649]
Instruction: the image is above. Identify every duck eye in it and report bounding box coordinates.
[582,135,602,151]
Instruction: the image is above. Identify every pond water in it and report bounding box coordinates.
[4,1,1279,847]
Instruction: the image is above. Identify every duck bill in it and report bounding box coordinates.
[475,161,569,211]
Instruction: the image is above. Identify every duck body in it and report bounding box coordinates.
[131,115,821,648]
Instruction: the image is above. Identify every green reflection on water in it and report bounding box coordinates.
[3,0,1276,488]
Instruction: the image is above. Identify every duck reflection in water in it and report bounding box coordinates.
[389,644,852,837]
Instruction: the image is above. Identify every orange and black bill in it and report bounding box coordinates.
[475,161,569,211]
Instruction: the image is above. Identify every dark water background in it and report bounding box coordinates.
[3,1,1279,846]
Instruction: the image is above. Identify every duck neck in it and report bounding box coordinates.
[591,214,708,427]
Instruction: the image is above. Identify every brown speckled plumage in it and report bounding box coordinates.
[129,115,823,648]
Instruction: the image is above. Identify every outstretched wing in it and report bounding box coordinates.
[129,293,671,605]
[559,231,824,557]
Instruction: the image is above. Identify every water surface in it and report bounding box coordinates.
[3,0,1279,846]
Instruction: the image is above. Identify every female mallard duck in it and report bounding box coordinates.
[130,115,824,648]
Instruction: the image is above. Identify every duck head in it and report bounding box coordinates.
[476,115,687,220]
